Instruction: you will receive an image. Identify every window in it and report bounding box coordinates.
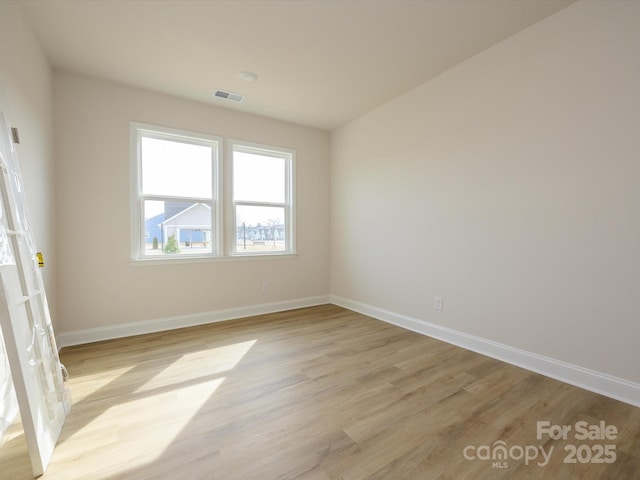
[229,141,295,255]
[131,124,295,261]
[132,124,220,259]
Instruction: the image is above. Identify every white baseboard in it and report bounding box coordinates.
[330,295,640,408]
[56,295,330,349]
[56,294,640,408]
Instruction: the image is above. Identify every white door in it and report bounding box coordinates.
[0,104,69,476]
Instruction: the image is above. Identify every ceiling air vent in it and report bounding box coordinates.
[213,89,244,103]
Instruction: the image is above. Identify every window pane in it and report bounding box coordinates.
[141,137,213,198]
[235,205,286,253]
[233,151,285,203]
[143,199,213,256]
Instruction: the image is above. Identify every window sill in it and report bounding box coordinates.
[130,252,298,266]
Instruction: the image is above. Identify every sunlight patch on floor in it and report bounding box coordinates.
[59,377,226,470]
[133,339,257,394]
[57,340,257,466]
[67,367,135,402]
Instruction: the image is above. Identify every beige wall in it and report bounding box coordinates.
[54,72,330,333]
[0,2,56,317]
[331,1,640,384]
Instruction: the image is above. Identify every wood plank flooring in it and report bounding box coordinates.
[1,304,639,479]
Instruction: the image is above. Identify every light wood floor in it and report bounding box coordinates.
[1,305,639,479]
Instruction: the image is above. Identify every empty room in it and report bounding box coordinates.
[0,1,638,478]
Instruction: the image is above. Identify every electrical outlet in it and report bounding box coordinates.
[262,281,269,293]
[434,296,443,311]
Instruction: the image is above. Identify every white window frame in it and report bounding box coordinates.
[227,140,296,256]
[131,124,296,262]
[130,123,222,261]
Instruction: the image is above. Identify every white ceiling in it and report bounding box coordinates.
[22,0,574,131]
